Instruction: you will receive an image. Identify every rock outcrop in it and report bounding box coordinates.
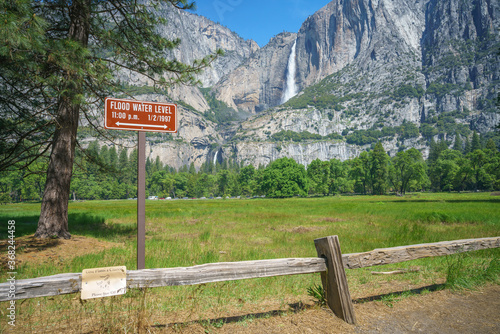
[158,6,259,87]
[214,32,297,113]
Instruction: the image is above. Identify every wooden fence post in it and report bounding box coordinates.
[314,235,356,324]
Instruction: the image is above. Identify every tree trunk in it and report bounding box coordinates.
[35,0,90,239]
[35,101,79,239]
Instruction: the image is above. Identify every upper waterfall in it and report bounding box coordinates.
[281,40,298,103]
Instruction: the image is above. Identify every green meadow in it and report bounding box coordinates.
[1,193,499,331]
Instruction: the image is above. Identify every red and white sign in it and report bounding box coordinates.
[104,97,177,133]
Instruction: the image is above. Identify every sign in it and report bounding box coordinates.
[104,97,178,270]
[81,266,127,300]
[104,97,177,133]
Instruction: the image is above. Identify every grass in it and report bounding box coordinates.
[0,192,499,332]
[444,252,500,290]
[307,284,326,306]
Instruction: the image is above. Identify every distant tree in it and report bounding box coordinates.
[216,169,232,197]
[173,173,188,198]
[463,138,472,154]
[468,149,487,191]
[108,146,118,170]
[188,162,196,174]
[0,0,220,239]
[428,149,462,191]
[486,138,497,152]
[389,148,427,194]
[420,123,438,140]
[186,174,197,197]
[307,159,330,195]
[262,158,308,198]
[471,131,481,151]
[149,170,167,197]
[349,152,371,194]
[428,138,438,163]
[428,139,448,165]
[370,142,390,195]
[399,121,419,140]
[484,151,500,189]
[329,159,352,194]
[452,134,463,151]
[238,164,256,197]
[452,156,473,192]
[194,173,215,198]
[100,146,110,167]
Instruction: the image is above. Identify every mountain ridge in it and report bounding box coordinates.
[103,0,500,170]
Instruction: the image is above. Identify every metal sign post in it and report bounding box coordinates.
[104,97,177,270]
[137,131,146,270]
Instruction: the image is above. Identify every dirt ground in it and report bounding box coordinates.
[0,235,124,268]
[160,285,500,334]
[1,236,499,333]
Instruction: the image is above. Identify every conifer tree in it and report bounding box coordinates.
[452,134,463,151]
[471,131,481,152]
[1,0,220,238]
[463,138,472,154]
[485,138,497,152]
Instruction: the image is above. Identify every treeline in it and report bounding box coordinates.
[1,135,499,202]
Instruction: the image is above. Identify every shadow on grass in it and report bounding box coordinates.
[0,213,135,240]
[152,302,314,330]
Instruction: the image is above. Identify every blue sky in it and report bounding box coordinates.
[189,0,330,47]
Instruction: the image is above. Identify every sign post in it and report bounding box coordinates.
[137,131,146,270]
[105,97,177,270]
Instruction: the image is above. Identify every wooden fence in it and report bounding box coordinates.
[1,236,499,324]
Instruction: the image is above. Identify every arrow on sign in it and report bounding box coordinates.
[116,122,168,129]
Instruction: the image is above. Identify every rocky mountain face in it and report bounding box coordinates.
[157,7,259,87]
[119,4,258,113]
[421,0,499,131]
[115,0,499,170]
[214,32,297,113]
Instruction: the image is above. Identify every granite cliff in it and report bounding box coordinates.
[113,0,499,170]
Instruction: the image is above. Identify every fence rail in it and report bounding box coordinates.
[1,236,499,324]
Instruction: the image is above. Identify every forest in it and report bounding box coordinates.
[2,132,499,203]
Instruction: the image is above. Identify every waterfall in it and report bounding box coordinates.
[213,150,218,165]
[281,40,298,104]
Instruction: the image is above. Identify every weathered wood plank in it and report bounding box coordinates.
[0,258,326,301]
[126,257,326,289]
[315,236,356,324]
[0,272,81,302]
[342,237,500,269]
[0,237,498,302]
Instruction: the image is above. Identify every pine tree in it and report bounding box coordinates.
[0,0,221,238]
[463,138,472,154]
[471,131,481,152]
[453,134,463,151]
[109,147,118,170]
[428,138,447,164]
[188,162,196,174]
[118,149,129,171]
[485,138,497,152]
